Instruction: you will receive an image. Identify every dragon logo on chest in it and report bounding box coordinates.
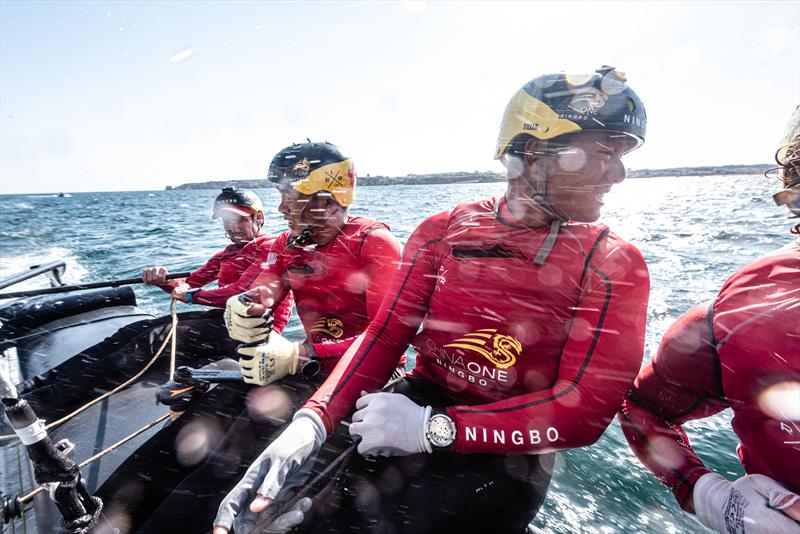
[444,328,522,369]
[310,317,344,339]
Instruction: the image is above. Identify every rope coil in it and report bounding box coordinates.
[2,300,182,527]
[1,301,180,441]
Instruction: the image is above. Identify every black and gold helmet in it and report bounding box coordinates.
[268,141,356,207]
[495,66,647,159]
[211,187,264,219]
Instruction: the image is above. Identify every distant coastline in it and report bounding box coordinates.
[165,164,772,190]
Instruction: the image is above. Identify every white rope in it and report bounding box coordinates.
[1,306,180,442]
[18,412,171,504]
[169,298,178,381]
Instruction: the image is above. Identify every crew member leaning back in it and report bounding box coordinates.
[142,186,292,327]
[110,142,402,533]
[619,107,800,534]
[214,66,651,534]
[222,141,403,387]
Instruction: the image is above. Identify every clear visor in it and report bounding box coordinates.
[276,183,302,200]
[773,184,800,208]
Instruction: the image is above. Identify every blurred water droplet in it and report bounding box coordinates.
[169,47,194,64]
[758,381,800,420]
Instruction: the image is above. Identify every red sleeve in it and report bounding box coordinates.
[155,252,225,294]
[255,238,293,330]
[191,241,274,308]
[196,235,293,331]
[618,301,728,511]
[304,212,449,434]
[270,290,294,334]
[156,280,181,294]
[446,235,650,454]
[309,228,402,369]
[185,254,225,288]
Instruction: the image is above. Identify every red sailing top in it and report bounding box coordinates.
[159,234,293,332]
[305,197,650,454]
[619,241,800,510]
[247,216,402,374]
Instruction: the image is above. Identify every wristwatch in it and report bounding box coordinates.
[425,412,456,449]
[299,342,320,378]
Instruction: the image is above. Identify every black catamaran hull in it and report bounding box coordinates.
[0,287,341,533]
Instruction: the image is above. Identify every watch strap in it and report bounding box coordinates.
[299,342,320,378]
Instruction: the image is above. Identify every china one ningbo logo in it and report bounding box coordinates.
[310,317,344,338]
[569,90,608,115]
[292,157,311,177]
[444,329,522,369]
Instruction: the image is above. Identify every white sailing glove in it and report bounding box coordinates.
[261,497,312,533]
[213,410,326,533]
[224,293,272,343]
[693,472,800,534]
[228,496,312,534]
[238,332,300,386]
[349,392,432,457]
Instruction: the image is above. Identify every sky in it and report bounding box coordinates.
[0,0,798,194]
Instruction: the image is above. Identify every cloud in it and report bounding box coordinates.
[169,46,194,64]
[749,25,798,60]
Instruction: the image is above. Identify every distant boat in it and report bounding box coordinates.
[56,192,72,198]
[57,192,65,197]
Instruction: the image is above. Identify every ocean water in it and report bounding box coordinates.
[0,175,793,533]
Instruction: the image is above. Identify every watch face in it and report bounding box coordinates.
[427,414,455,448]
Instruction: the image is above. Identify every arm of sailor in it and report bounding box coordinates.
[143,248,223,294]
[190,238,286,308]
[360,227,402,318]
[618,300,729,512]
[142,266,188,294]
[183,251,225,288]
[445,238,650,455]
[213,410,326,534]
[171,283,192,303]
[303,212,450,435]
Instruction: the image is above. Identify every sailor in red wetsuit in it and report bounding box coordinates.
[141,186,292,328]
[619,109,800,534]
[127,142,402,532]
[222,141,402,385]
[214,67,651,534]
[18,188,292,418]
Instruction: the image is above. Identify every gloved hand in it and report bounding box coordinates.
[693,472,800,533]
[213,410,326,533]
[142,266,168,285]
[263,497,313,533]
[224,291,273,343]
[229,497,313,534]
[238,332,300,386]
[349,392,432,457]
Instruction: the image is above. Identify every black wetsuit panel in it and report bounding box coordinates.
[17,310,235,419]
[303,376,554,534]
[101,375,322,533]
